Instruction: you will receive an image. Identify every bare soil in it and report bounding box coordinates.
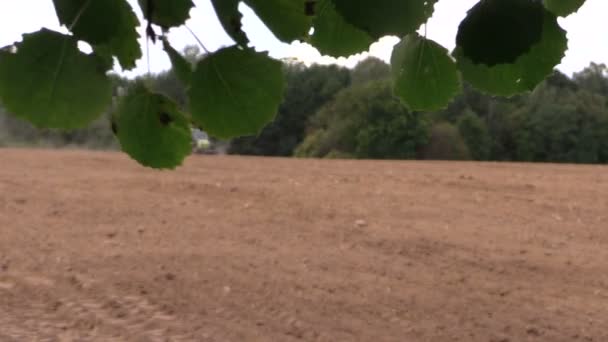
[1,148,608,341]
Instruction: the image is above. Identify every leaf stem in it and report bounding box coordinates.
[68,0,92,31]
[185,25,210,54]
[146,27,151,75]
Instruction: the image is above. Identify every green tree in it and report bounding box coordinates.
[350,57,391,85]
[295,80,429,159]
[422,122,471,161]
[510,84,608,163]
[229,63,351,156]
[573,63,608,97]
[457,110,492,161]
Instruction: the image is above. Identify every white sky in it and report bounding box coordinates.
[0,0,606,77]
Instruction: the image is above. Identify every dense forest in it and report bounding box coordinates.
[2,54,608,164]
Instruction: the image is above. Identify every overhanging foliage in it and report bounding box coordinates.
[0,0,585,168]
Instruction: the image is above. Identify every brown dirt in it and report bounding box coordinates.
[1,148,608,341]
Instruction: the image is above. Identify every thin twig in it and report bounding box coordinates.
[185,25,210,54]
[146,0,153,75]
[146,29,151,75]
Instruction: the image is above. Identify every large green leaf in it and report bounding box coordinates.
[544,0,586,17]
[189,46,284,139]
[162,39,192,87]
[211,0,249,47]
[456,0,545,66]
[114,84,192,169]
[53,0,141,70]
[331,0,437,39]
[0,29,112,129]
[391,34,460,111]
[138,0,195,29]
[309,0,373,57]
[243,0,312,42]
[454,9,567,96]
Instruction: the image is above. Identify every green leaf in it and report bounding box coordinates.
[331,0,437,39]
[456,0,545,66]
[309,0,373,57]
[243,0,312,42]
[93,35,142,71]
[91,48,115,72]
[391,33,460,111]
[138,0,195,28]
[189,46,284,139]
[114,84,192,169]
[162,39,192,87]
[211,0,249,47]
[544,0,585,17]
[53,0,142,70]
[454,9,567,96]
[0,29,112,129]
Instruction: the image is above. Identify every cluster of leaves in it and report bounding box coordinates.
[0,0,589,168]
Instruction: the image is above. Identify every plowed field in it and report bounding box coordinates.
[1,148,607,341]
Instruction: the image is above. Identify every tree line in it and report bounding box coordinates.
[1,56,608,164]
[233,58,608,164]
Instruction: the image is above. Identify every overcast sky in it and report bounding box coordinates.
[0,0,606,77]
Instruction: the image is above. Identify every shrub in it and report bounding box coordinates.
[422,122,471,160]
